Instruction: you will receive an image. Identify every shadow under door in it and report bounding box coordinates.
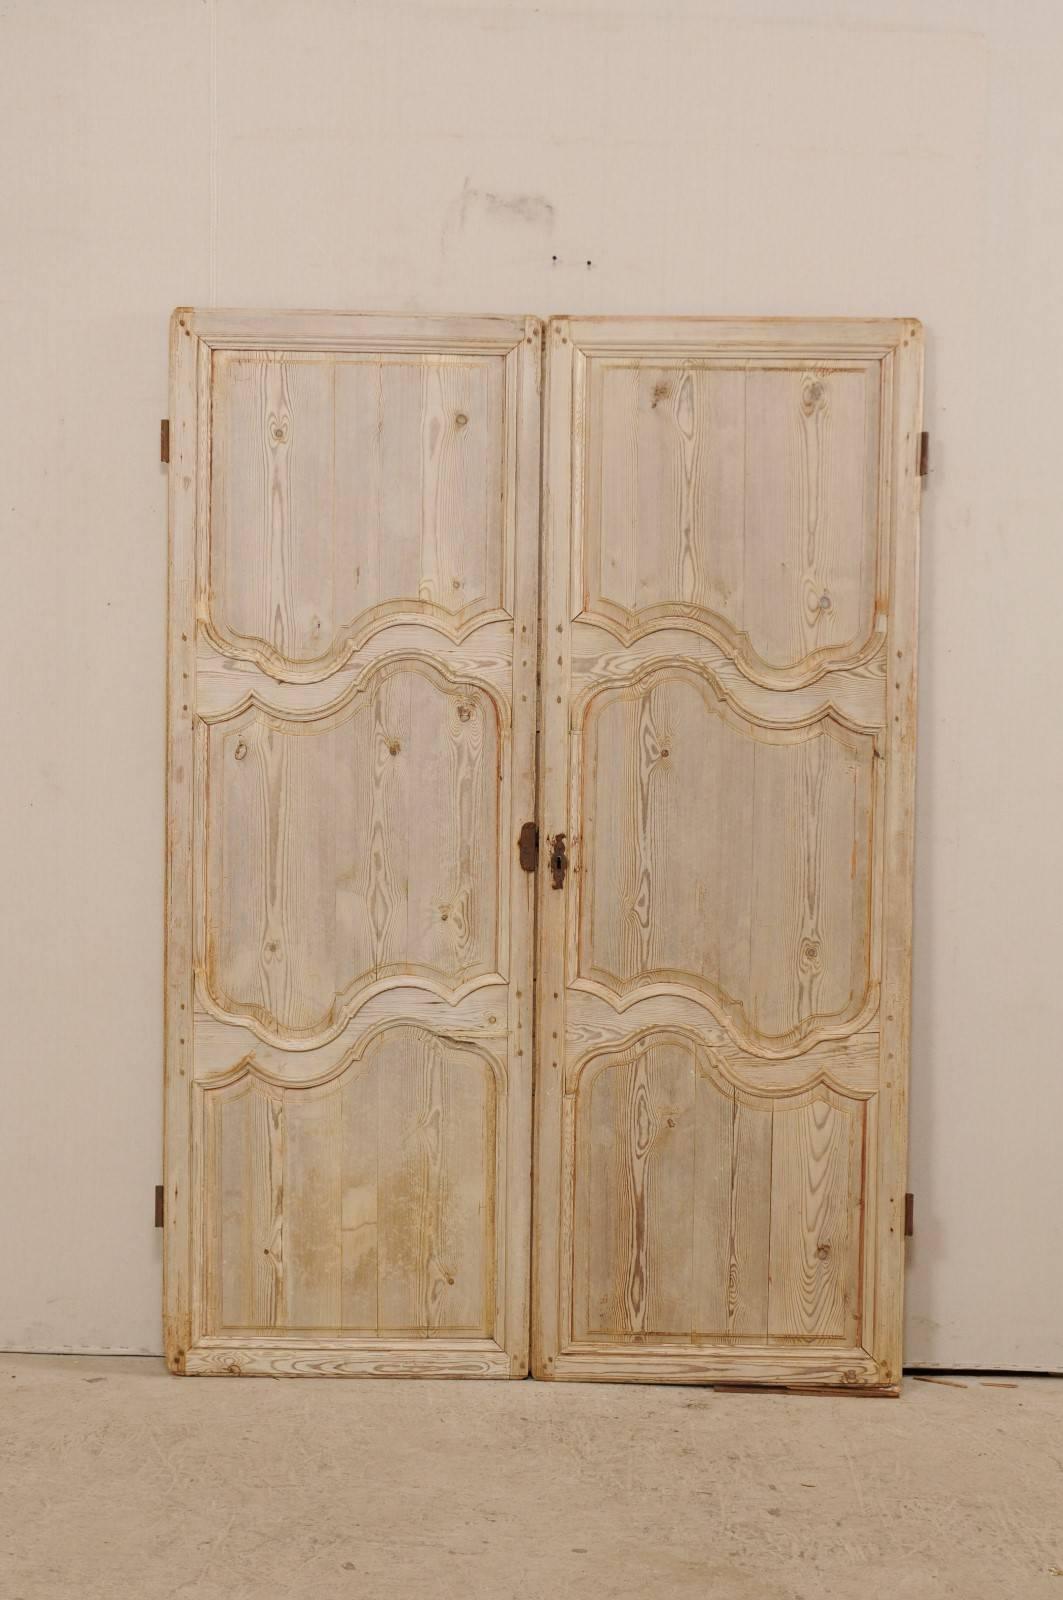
[164,311,922,1387]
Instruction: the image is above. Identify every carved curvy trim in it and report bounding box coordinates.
[564,1025,878,1101]
[198,651,509,1048]
[573,605,886,691]
[572,636,887,736]
[572,659,880,1056]
[569,654,881,743]
[198,1018,508,1095]
[199,604,514,686]
[566,979,882,1061]
[194,969,510,1053]
[196,647,512,731]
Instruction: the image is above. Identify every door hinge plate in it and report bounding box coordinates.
[918,431,929,477]
[518,821,539,872]
[155,1185,165,1228]
[160,419,170,464]
[904,1192,914,1237]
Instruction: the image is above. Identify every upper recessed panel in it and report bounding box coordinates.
[208,350,509,675]
[578,358,883,679]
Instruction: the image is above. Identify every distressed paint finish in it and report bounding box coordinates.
[166,310,541,1377]
[535,316,922,1390]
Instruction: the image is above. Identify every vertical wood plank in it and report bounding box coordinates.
[767,1094,864,1343]
[693,1085,772,1342]
[285,1086,342,1330]
[340,1064,379,1333]
[376,1029,446,1336]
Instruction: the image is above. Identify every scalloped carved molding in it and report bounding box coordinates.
[195,646,512,732]
[199,603,515,685]
[566,977,882,1061]
[194,969,510,1054]
[569,652,881,741]
[572,604,887,691]
[565,1025,878,1101]
[199,1018,508,1095]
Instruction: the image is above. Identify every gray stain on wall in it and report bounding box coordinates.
[441,177,556,254]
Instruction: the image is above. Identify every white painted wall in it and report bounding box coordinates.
[2,0,1060,1367]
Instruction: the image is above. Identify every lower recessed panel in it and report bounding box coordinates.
[200,1026,502,1341]
[567,1032,866,1349]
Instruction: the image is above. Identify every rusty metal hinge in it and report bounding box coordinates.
[518,821,539,872]
[160,419,170,464]
[918,431,929,477]
[155,1185,165,1228]
[548,832,568,890]
[904,1193,914,1237]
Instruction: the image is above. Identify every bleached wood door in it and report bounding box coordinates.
[165,311,541,1376]
[533,317,923,1390]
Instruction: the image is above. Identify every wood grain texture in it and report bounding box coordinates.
[581,361,880,680]
[183,1341,512,1378]
[575,662,877,1050]
[208,351,508,676]
[534,315,922,1390]
[201,659,503,1042]
[166,310,541,1378]
[202,1027,500,1339]
[567,1032,865,1347]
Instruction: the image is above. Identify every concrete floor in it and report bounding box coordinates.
[1,1357,1060,1599]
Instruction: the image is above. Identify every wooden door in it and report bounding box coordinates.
[165,311,541,1377]
[534,317,923,1389]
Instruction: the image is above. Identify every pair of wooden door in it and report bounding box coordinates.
[165,310,922,1388]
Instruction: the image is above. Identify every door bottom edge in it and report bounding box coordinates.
[180,1341,523,1378]
[536,1347,887,1388]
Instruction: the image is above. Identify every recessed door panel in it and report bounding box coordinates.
[204,1026,501,1339]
